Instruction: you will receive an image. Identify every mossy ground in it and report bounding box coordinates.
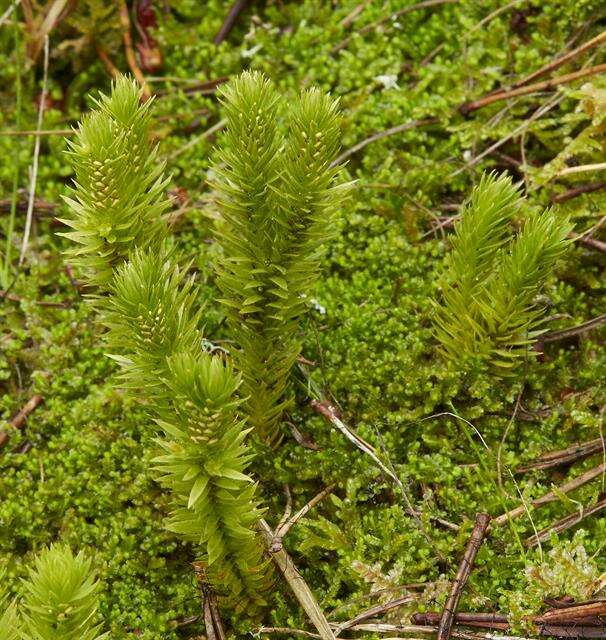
[1,1,606,638]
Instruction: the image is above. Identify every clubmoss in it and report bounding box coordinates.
[1,0,606,637]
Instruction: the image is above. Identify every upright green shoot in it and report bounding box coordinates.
[213,71,348,445]
[62,76,270,614]
[61,76,169,288]
[434,172,571,375]
[20,544,107,640]
[0,569,21,640]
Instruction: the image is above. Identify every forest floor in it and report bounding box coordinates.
[1,1,606,638]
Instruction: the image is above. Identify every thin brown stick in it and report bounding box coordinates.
[258,519,336,640]
[552,181,606,203]
[154,76,229,98]
[576,234,606,253]
[437,514,491,640]
[538,625,606,638]
[96,45,120,78]
[192,562,225,640]
[414,612,508,629]
[288,421,322,451]
[274,484,335,542]
[333,594,417,636]
[344,622,444,636]
[118,0,150,100]
[167,118,227,160]
[352,621,597,640]
[208,591,226,640]
[414,612,606,637]
[0,394,44,448]
[493,462,606,526]
[0,129,72,137]
[557,162,606,177]
[0,290,70,308]
[256,628,323,639]
[213,0,249,45]
[331,0,459,54]
[461,63,606,114]
[340,1,372,28]
[540,314,606,343]
[275,484,293,535]
[517,438,606,473]
[452,92,564,175]
[0,0,22,29]
[536,600,606,624]
[525,497,606,548]
[330,119,438,167]
[311,400,458,541]
[310,401,419,516]
[509,28,606,90]
[0,197,57,215]
[203,597,217,640]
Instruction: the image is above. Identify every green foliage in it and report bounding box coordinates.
[531,81,606,188]
[104,250,270,612]
[505,532,605,633]
[63,78,270,614]
[102,247,201,391]
[4,2,606,637]
[20,544,107,640]
[213,71,348,444]
[434,172,572,375]
[59,0,121,68]
[60,77,169,289]
[0,569,21,640]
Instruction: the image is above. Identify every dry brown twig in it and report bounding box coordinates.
[535,600,606,624]
[192,562,225,640]
[493,462,606,526]
[0,129,73,137]
[552,182,606,203]
[525,496,606,548]
[118,0,150,100]
[0,0,22,29]
[452,92,565,176]
[0,394,44,448]
[331,0,459,54]
[330,118,438,167]
[556,162,606,178]
[540,314,606,344]
[96,45,120,78]
[311,400,459,542]
[514,28,606,89]
[576,234,606,254]
[21,0,68,61]
[461,62,606,114]
[20,34,49,266]
[414,610,606,637]
[270,484,335,552]
[213,0,249,45]
[517,437,606,473]
[340,1,372,29]
[274,484,293,535]
[437,514,491,640]
[258,518,336,640]
[333,594,417,636]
